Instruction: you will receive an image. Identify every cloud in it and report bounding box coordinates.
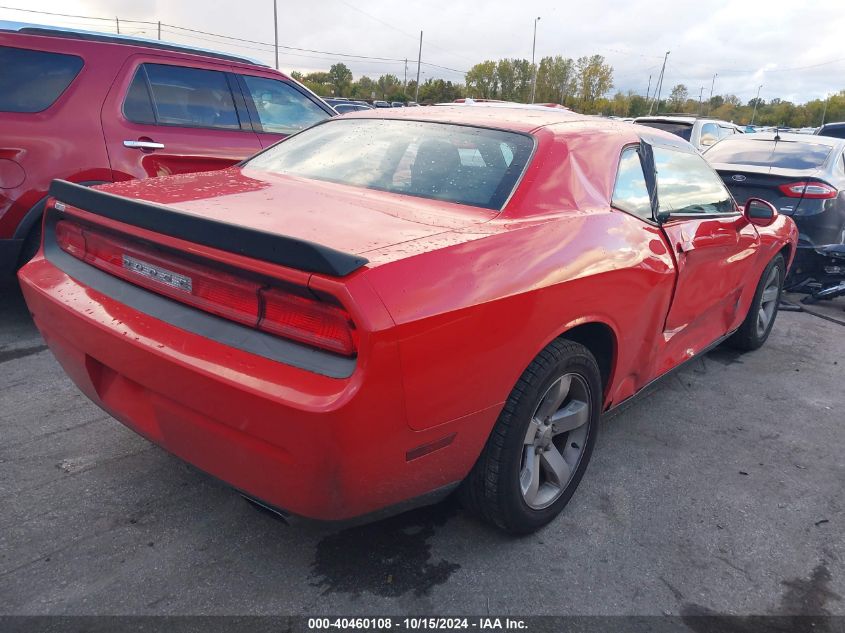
[3,0,843,103]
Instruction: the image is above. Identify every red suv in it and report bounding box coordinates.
[0,22,334,279]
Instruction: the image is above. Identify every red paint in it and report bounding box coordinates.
[18,108,798,521]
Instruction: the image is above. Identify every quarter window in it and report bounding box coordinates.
[123,64,240,130]
[654,147,735,215]
[612,147,652,221]
[0,46,83,113]
[241,76,329,134]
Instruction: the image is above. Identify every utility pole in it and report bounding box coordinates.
[750,84,762,124]
[157,21,161,40]
[530,16,541,103]
[708,72,717,112]
[645,74,652,102]
[414,31,423,103]
[648,51,669,115]
[821,93,830,126]
[273,0,279,70]
[698,86,704,114]
[404,58,408,95]
[115,17,120,34]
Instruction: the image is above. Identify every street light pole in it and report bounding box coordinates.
[273,0,279,70]
[415,31,423,103]
[750,84,762,125]
[530,16,540,103]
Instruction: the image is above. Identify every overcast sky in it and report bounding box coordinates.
[2,0,843,104]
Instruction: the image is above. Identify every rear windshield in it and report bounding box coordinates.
[244,119,535,210]
[635,121,693,142]
[818,125,845,140]
[704,139,833,169]
[0,46,83,113]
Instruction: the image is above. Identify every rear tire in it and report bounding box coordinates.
[460,339,602,534]
[728,254,785,351]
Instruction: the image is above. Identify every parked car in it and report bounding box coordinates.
[19,105,796,533]
[704,132,845,299]
[332,103,371,114]
[391,101,406,108]
[634,115,744,152]
[816,122,845,139]
[0,22,334,279]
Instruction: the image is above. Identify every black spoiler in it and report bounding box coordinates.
[48,180,368,277]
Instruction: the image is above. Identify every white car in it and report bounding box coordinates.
[634,115,744,152]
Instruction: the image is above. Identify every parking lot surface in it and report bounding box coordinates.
[1,282,843,616]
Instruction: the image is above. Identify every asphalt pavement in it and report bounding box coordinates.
[1,281,843,617]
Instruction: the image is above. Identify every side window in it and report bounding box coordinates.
[123,68,155,124]
[699,122,719,147]
[654,147,735,215]
[718,125,735,139]
[0,46,83,113]
[241,76,329,134]
[612,147,653,221]
[124,64,240,130]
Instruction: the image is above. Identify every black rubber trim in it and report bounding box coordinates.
[42,212,355,379]
[48,180,369,277]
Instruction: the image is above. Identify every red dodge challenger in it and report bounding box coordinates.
[18,105,798,533]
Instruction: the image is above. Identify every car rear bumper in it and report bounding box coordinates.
[18,255,490,522]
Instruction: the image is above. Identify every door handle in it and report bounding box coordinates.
[123,140,165,150]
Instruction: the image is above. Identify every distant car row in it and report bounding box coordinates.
[324,98,420,114]
[627,113,845,300]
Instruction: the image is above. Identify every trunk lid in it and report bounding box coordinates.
[93,167,498,261]
[711,163,825,216]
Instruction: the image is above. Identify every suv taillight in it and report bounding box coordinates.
[54,220,357,357]
[778,181,838,199]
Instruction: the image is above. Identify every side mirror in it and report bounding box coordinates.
[744,198,778,227]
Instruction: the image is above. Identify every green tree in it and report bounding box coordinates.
[328,63,353,97]
[376,74,401,100]
[575,55,613,111]
[668,84,688,111]
[535,55,576,104]
[465,60,498,98]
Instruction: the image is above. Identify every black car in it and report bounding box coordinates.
[816,122,845,139]
[705,132,845,299]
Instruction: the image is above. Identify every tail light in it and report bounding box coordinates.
[54,219,357,357]
[778,181,838,199]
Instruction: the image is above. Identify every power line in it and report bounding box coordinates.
[0,5,415,64]
[333,0,477,66]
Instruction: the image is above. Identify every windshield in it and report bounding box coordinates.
[704,139,833,169]
[244,119,535,210]
[635,121,693,142]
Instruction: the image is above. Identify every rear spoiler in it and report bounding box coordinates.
[48,180,368,277]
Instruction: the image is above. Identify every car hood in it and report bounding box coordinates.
[93,167,498,259]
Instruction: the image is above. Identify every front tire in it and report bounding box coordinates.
[728,254,785,351]
[460,339,602,534]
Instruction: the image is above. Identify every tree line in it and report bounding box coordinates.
[291,61,844,127]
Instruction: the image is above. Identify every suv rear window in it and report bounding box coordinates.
[635,121,693,142]
[0,46,83,113]
[245,119,535,210]
[704,139,833,169]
